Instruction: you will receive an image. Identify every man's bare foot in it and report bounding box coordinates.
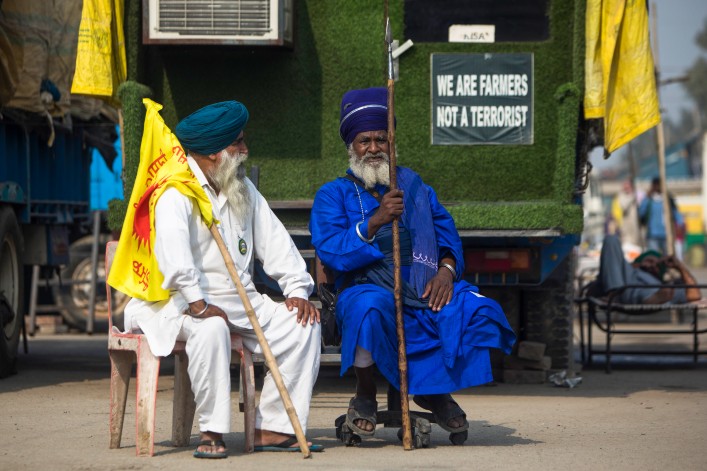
[354,417,375,432]
[439,403,466,429]
[351,365,378,432]
[254,429,312,448]
[196,431,226,455]
[346,395,377,434]
[413,394,468,431]
[347,394,378,432]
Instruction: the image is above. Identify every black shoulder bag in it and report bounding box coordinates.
[317,282,341,347]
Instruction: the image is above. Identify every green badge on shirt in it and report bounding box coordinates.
[238,238,247,255]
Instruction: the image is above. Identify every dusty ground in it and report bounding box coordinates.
[2,328,707,471]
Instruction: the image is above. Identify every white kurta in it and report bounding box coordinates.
[124,157,320,434]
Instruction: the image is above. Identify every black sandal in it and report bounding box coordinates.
[413,394,469,433]
[345,396,378,436]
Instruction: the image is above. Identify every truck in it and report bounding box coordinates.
[0,0,123,376]
[108,0,590,376]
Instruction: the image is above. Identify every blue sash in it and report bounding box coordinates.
[397,168,438,296]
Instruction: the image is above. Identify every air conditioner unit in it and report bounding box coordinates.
[143,0,293,46]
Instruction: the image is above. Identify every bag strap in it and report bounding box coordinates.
[338,173,383,294]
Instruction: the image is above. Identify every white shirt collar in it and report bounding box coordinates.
[186,155,229,209]
[186,155,210,189]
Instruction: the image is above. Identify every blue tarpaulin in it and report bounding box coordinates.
[90,125,122,211]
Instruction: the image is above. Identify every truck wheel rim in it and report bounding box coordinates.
[0,234,19,339]
[69,258,109,317]
[68,258,128,318]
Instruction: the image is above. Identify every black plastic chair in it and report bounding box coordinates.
[315,256,467,447]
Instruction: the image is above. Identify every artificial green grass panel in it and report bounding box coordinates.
[119,0,583,229]
[269,201,585,234]
[129,0,395,200]
[253,158,337,198]
[448,201,584,234]
[394,0,578,204]
[107,197,127,233]
[124,0,142,82]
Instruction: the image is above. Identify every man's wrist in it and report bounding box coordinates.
[439,262,456,279]
[356,221,376,243]
[187,300,209,317]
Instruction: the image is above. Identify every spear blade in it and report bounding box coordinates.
[386,18,394,81]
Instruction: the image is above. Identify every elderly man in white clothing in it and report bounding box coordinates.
[122,100,322,458]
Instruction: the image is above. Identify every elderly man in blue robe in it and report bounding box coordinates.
[310,87,516,440]
[123,101,322,458]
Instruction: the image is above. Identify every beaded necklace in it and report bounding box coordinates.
[352,181,365,222]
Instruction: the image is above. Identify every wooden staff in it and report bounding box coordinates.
[385,15,412,451]
[208,224,311,458]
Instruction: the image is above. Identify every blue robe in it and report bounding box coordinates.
[310,167,516,394]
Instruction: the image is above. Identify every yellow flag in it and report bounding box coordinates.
[107,99,214,301]
[584,0,660,153]
[110,0,127,100]
[71,0,126,104]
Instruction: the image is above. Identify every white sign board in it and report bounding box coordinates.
[448,25,495,43]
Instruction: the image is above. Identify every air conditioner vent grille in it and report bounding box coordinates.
[158,0,271,37]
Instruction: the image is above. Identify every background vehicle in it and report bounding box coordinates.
[110,0,590,375]
[0,1,120,376]
[52,135,129,332]
[0,112,106,376]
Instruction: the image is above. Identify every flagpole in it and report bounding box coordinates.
[208,224,311,459]
[385,13,413,451]
[650,2,675,256]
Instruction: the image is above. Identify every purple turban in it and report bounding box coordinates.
[339,87,395,147]
[175,101,249,155]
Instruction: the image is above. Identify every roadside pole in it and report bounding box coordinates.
[651,2,675,256]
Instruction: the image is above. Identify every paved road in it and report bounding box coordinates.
[3,258,707,470]
[2,329,707,470]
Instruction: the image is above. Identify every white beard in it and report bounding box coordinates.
[347,146,391,188]
[208,149,252,222]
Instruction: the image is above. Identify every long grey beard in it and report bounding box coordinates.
[347,146,390,188]
[208,150,252,222]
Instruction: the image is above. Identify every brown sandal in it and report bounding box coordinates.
[193,439,227,459]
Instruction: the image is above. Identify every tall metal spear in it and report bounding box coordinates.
[385,14,413,451]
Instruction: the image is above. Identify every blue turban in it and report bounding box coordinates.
[175,101,249,155]
[339,87,395,147]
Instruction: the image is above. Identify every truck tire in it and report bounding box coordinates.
[52,235,128,332]
[0,207,23,378]
[522,253,576,371]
